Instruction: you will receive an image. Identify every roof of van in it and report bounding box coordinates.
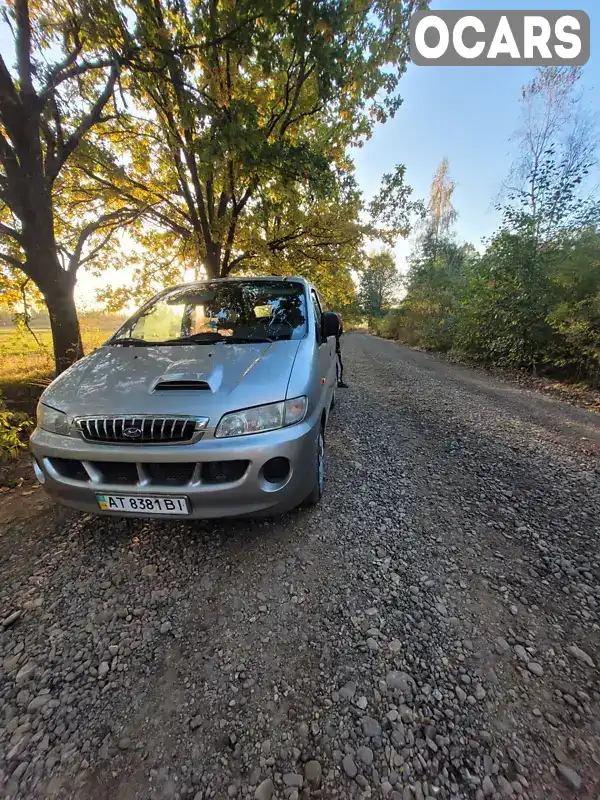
[167,275,312,290]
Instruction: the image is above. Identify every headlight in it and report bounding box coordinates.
[37,403,77,437]
[215,396,308,438]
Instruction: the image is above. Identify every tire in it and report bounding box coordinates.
[304,425,325,506]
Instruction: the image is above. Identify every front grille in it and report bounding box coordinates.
[76,416,204,444]
[48,458,249,488]
[91,462,139,485]
[145,463,196,486]
[201,460,249,484]
[49,458,90,482]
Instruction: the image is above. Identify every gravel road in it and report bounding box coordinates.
[1,332,599,800]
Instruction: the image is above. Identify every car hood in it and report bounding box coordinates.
[40,340,301,420]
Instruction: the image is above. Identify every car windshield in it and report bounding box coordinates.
[111,280,308,344]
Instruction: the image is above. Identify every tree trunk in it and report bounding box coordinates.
[22,206,84,374]
[204,244,221,279]
[43,281,84,375]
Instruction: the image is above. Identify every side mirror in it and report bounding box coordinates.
[322,311,340,339]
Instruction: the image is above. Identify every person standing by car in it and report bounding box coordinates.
[335,312,348,388]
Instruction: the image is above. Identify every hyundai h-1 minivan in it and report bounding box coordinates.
[30,277,341,519]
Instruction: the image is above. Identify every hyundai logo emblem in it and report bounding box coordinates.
[123,426,142,439]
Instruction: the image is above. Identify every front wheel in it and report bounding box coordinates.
[304,426,325,506]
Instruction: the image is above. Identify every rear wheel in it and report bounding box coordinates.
[304,426,325,506]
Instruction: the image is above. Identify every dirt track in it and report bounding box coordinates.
[1,333,599,800]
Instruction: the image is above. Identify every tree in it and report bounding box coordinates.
[411,157,458,262]
[403,240,476,351]
[544,225,600,382]
[427,157,457,244]
[391,159,469,349]
[83,0,427,282]
[359,249,399,322]
[0,0,136,373]
[368,163,425,245]
[503,66,598,242]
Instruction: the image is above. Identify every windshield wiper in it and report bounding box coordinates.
[108,337,155,347]
[165,333,274,345]
[163,333,224,345]
[217,336,274,344]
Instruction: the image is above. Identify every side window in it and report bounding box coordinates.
[310,290,322,342]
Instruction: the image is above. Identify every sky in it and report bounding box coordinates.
[352,0,600,274]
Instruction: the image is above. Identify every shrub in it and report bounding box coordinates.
[0,392,33,462]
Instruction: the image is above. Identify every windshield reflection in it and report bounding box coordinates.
[112,280,308,345]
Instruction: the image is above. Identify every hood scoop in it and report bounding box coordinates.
[153,379,211,392]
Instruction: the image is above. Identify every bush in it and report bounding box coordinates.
[0,392,33,462]
[394,223,600,385]
[375,310,406,339]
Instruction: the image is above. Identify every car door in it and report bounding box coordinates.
[310,289,335,410]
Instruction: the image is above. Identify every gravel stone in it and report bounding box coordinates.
[557,764,581,790]
[254,778,273,800]
[282,773,303,788]
[2,333,599,800]
[527,661,544,677]
[2,610,23,628]
[361,716,381,737]
[566,644,595,668]
[339,681,357,700]
[514,645,528,662]
[474,683,486,700]
[304,760,322,786]
[15,662,35,684]
[498,775,515,797]
[385,671,414,694]
[342,754,358,778]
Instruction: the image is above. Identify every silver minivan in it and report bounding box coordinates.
[30,277,341,519]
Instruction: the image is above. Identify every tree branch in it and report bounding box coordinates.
[39,56,115,101]
[67,207,141,273]
[226,251,254,272]
[0,249,23,269]
[0,54,20,109]
[46,62,119,184]
[0,220,23,244]
[14,0,33,97]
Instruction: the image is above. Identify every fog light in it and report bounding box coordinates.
[262,457,291,485]
[33,458,45,484]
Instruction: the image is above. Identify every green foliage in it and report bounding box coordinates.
[453,223,558,366]
[88,0,426,293]
[0,392,33,463]
[374,308,407,339]
[358,249,400,322]
[382,220,600,384]
[402,237,476,351]
[368,165,425,243]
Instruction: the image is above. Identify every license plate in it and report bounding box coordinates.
[96,494,189,515]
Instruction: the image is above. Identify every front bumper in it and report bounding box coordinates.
[29,419,319,519]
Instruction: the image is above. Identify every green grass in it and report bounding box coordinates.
[0,327,109,416]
